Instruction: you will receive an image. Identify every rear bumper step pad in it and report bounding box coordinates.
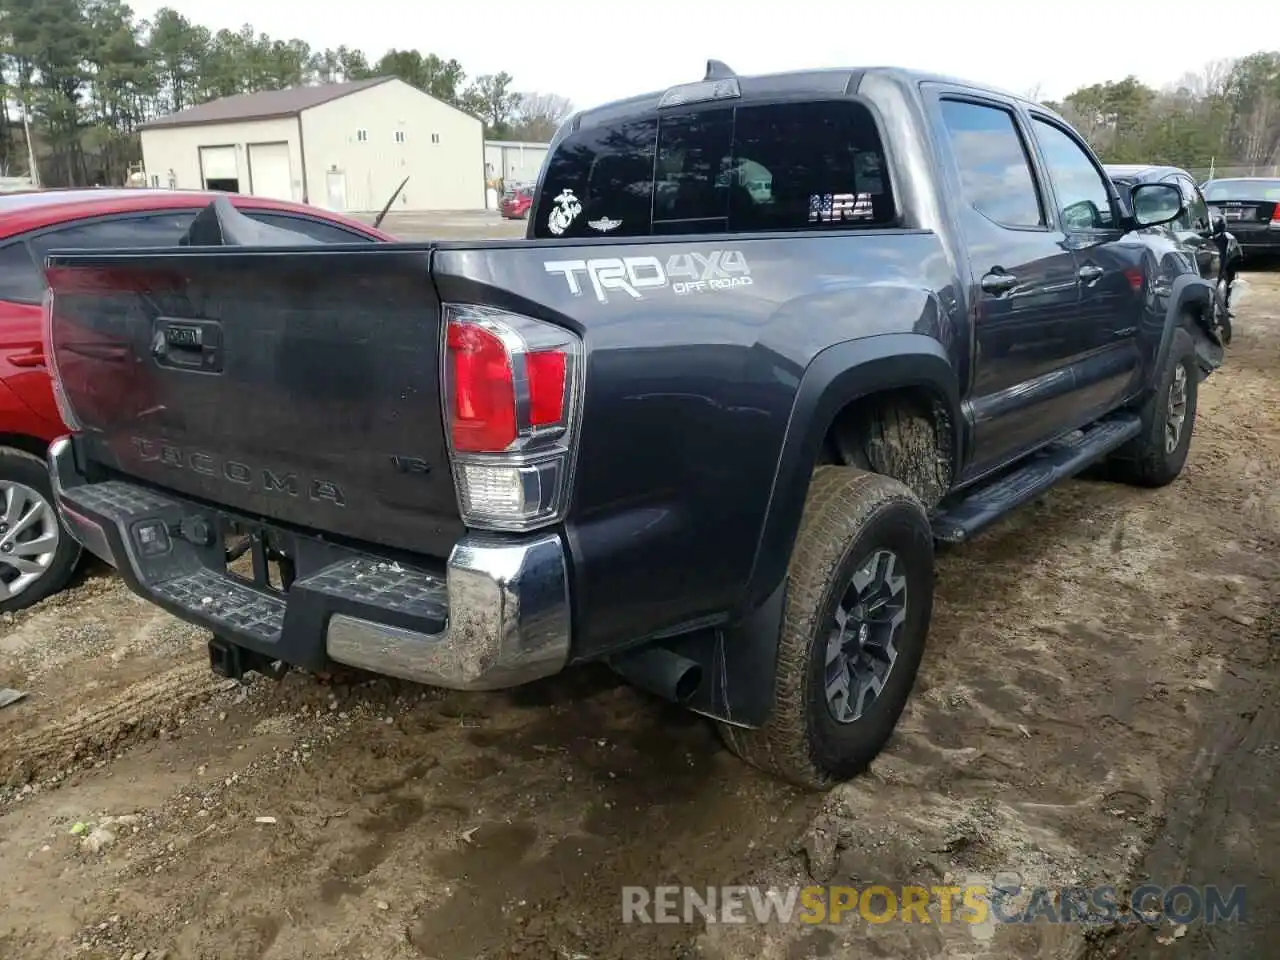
[47,437,572,690]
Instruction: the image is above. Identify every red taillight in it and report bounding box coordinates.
[442,304,583,531]
[444,316,573,453]
[1271,206,1280,223]
[446,322,518,453]
[526,351,567,426]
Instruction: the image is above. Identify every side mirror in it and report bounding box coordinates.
[1062,199,1102,231]
[1130,182,1184,228]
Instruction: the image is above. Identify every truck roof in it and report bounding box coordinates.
[571,64,1053,132]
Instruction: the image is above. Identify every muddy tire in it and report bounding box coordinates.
[718,467,934,790]
[0,447,82,613]
[1110,326,1199,488]
[1216,274,1234,345]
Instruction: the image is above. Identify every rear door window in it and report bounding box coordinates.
[243,212,376,243]
[937,99,1044,228]
[1177,175,1211,231]
[30,212,197,264]
[0,241,44,304]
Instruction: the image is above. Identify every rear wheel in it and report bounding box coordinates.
[0,448,82,613]
[718,467,935,790]
[1109,326,1199,488]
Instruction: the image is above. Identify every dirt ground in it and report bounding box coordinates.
[2,240,1277,959]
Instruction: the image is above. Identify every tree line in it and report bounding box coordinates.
[2,0,1279,190]
[1040,51,1280,182]
[0,0,574,186]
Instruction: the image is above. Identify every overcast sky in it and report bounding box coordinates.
[130,0,1278,110]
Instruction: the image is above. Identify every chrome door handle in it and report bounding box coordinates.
[980,272,1018,294]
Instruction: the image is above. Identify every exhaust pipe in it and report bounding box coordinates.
[610,644,703,704]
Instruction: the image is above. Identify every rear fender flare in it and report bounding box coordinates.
[743,334,961,614]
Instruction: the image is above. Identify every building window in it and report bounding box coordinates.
[356,129,368,142]
[431,133,440,144]
[395,130,406,144]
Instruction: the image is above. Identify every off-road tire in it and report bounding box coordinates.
[1110,326,1199,488]
[0,447,82,613]
[718,466,934,790]
[1213,272,1234,345]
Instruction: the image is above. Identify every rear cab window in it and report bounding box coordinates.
[1203,179,1280,203]
[532,98,896,238]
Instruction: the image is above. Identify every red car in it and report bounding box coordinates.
[0,188,390,611]
[500,184,534,219]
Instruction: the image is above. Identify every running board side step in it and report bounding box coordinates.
[932,413,1142,544]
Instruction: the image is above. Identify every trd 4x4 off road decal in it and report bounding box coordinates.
[543,251,753,304]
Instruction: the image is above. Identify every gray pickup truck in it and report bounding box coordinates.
[43,63,1223,788]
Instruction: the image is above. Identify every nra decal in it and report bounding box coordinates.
[543,251,752,304]
[809,192,875,223]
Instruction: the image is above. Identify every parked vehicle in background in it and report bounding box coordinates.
[500,182,534,219]
[1107,164,1242,332]
[0,188,390,611]
[1201,177,1280,259]
[44,64,1225,790]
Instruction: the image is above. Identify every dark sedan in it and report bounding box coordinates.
[1201,177,1280,258]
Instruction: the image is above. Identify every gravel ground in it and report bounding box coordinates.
[0,245,1277,960]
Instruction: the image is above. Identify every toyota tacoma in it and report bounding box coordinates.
[42,64,1225,789]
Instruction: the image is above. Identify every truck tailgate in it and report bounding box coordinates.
[46,246,465,556]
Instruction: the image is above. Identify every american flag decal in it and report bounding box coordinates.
[809,193,835,222]
[810,192,875,223]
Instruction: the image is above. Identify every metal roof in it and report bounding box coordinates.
[138,77,393,131]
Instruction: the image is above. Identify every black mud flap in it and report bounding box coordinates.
[1192,314,1225,381]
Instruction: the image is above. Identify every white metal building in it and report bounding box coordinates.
[138,78,486,213]
[484,140,550,187]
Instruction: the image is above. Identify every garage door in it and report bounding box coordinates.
[199,146,239,189]
[248,142,293,201]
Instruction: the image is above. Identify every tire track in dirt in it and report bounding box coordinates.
[1,660,226,789]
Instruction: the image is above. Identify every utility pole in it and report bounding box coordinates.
[20,91,40,188]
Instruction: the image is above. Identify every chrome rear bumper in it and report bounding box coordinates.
[48,436,572,690]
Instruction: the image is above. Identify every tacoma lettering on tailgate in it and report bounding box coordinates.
[130,438,346,506]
